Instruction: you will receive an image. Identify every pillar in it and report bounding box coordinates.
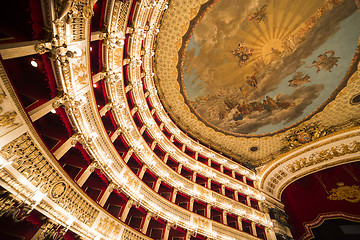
[91,31,102,41]
[206,204,212,218]
[130,106,138,116]
[141,212,152,234]
[265,227,277,240]
[181,144,186,152]
[123,149,133,163]
[92,71,106,83]
[138,166,147,179]
[125,84,133,93]
[28,98,58,122]
[120,200,133,222]
[163,222,172,240]
[222,211,227,225]
[189,197,194,212]
[0,40,39,59]
[186,231,192,240]
[53,135,76,160]
[171,189,177,203]
[98,183,114,207]
[150,141,156,150]
[221,184,225,195]
[77,163,96,187]
[220,165,224,173]
[237,216,243,231]
[207,179,211,189]
[192,172,197,183]
[246,196,251,207]
[154,179,161,192]
[177,164,183,174]
[99,102,112,116]
[251,222,257,236]
[234,191,239,201]
[163,153,169,164]
[110,129,121,142]
[139,125,146,135]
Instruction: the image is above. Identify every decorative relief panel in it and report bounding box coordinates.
[95,215,122,239]
[260,132,360,198]
[121,228,149,240]
[120,168,141,192]
[0,64,22,137]
[191,215,211,231]
[117,0,131,33]
[0,133,99,226]
[285,140,360,173]
[71,50,89,88]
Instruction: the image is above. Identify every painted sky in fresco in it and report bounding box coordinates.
[183,0,360,134]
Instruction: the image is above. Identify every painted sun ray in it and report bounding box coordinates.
[278,13,312,42]
[261,15,272,41]
[265,0,275,39]
[277,0,317,40]
[272,1,280,41]
[252,22,271,42]
[246,31,267,46]
[273,0,294,39]
[244,39,264,48]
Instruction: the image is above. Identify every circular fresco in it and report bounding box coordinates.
[181,0,360,135]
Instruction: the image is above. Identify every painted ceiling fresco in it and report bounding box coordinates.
[182,0,360,135]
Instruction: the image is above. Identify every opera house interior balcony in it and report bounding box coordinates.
[0,0,359,239]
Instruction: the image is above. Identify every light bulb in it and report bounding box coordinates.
[30,60,38,68]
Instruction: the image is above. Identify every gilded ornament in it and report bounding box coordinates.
[328,182,360,203]
[285,140,360,173]
[50,181,68,199]
[0,111,18,128]
[0,92,18,128]
[282,123,335,152]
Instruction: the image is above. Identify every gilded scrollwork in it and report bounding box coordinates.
[285,140,360,173]
[54,0,98,24]
[96,217,121,238]
[192,216,211,231]
[72,57,88,85]
[122,169,140,190]
[328,182,360,203]
[281,122,335,152]
[0,190,32,223]
[265,140,360,195]
[0,91,19,129]
[0,133,98,226]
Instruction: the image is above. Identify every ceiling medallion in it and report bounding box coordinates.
[281,122,335,152]
[328,182,360,203]
[350,93,360,105]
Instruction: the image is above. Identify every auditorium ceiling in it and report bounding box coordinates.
[155,0,360,168]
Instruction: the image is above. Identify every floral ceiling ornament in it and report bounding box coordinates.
[231,41,254,68]
[327,182,360,203]
[281,122,335,152]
